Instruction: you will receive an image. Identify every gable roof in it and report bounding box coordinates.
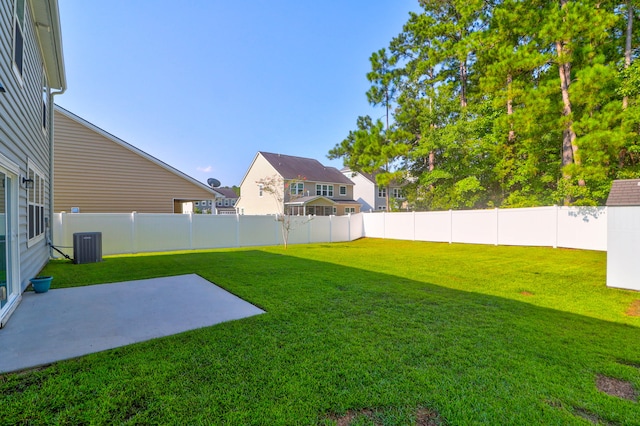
[54,105,216,195]
[341,167,376,184]
[260,152,353,185]
[606,179,640,206]
[342,167,406,187]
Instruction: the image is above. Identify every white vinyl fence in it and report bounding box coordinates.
[361,206,607,251]
[52,212,361,256]
[52,206,606,257]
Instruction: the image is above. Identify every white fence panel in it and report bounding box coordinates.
[192,214,237,249]
[285,216,313,245]
[497,206,556,247]
[309,216,331,243]
[135,214,191,252]
[362,213,385,238]
[452,209,497,245]
[55,212,135,255]
[331,215,351,242]
[414,211,451,242]
[384,212,415,241]
[557,207,607,251]
[349,213,365,240]
[238,216,278,247]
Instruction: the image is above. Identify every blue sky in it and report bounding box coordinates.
[56,1,419,187]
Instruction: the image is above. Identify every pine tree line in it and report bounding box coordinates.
[329,0,640,209]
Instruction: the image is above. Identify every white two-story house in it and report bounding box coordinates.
[342,167,406,212]
[236,152,360,216]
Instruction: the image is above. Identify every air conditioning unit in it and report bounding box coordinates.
[73,232,102,264]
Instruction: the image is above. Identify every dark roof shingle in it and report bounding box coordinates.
[260,152,353,185]
[606,179,640,206]
[213,187,238,198]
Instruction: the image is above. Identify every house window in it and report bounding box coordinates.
[290,182,304,195]
[333,207,337,215]
[224,199,229,206]
[378,206,387,211]
[316,184,333,197]
[216,199,223,206]
[345,207,356,213]
[392,188,404,198]
[339,186,347,196]
[258,184,263,197]
[27,165,46,243]
[13,0,25,77]
[378,187,387,198]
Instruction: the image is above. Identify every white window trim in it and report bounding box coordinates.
[26,160,46,248]
[258,184,264,197]
[12,0,25,84]
[392,188,404,199]
[378,187,387,198]
[315,183,334,197]
[339,185,347,196]
[290,182,304,195]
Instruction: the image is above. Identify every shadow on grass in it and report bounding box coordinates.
[2,247,638,425]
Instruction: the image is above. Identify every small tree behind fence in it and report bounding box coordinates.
[255,174,312,249]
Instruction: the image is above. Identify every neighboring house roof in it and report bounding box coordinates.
[332,199,361,205]
[342,167,404,187]
[606,179,640,206]
[31,0,66,90]
[261,152,353,184]
[213,187,238,198]
[342,167,376,184]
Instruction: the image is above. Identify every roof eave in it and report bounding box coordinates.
[30,0,66,90]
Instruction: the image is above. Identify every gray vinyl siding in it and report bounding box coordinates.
[0,0,52,290]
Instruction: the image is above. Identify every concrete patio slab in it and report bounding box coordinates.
[0,274,265,373]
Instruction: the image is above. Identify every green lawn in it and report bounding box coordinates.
[2,238,639,425]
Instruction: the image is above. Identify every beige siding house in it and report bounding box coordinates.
[236,152,360,216]
[0,0,66,326]
[53,106,217,213]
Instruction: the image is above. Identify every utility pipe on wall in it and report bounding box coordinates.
[48,87,65,258]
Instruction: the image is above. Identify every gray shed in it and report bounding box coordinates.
[606,179,640,291]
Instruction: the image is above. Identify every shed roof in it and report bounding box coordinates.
[260,152,353,185]
[606,179,640,206]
